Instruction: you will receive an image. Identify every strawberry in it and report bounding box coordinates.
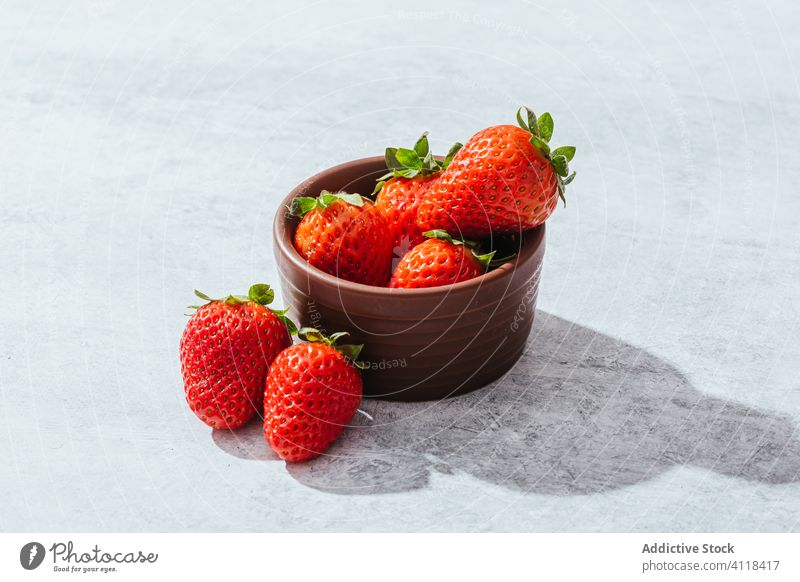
[416,106,576,237]
[180,284,295,430]
[389,230,498,289]
[292,191,393,286]
[376,175,436,256]
[374,133,462,256]
[264,328,363,462]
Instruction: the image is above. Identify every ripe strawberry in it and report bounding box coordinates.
[292,191,393,286]
[264,328,363,462]
[374,133,462,256]
[389,230,497,289]
[179,284,295,430]
[416,106,576,237]
[376,175,436,256]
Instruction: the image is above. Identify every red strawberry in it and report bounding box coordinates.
[416,107,576,237]
[180,284,295,430]
[389,230,497,289]
[292,191,393,286]
[376,175,435,256]
[264,328,363,462]
[374,133,462,256]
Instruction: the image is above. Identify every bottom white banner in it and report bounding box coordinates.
[1,533,797,581]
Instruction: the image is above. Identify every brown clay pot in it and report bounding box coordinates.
[273,156,545,401]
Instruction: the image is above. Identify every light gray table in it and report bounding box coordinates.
[2,0,798,532]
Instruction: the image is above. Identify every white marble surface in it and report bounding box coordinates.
[1,0,799,532]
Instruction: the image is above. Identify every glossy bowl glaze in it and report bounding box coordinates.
[273,156,545,401]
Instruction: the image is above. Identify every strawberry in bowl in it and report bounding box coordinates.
[416,107,576,238]
[291,191,393,286]
[389,230,499,289]
[374,133,462,256]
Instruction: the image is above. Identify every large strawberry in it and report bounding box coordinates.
[292,191,393,286]
[389,230,498,289]
[264,328,363,462]
[416,106,576,237]
[180,284,295,430]
[374,133,462,255]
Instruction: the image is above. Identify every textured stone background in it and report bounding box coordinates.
[1,0,799,531]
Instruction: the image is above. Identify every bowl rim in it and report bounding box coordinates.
[273,156,545,298]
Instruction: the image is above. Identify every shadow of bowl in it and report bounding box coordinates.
[279,312,800,495]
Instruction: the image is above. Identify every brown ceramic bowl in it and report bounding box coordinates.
[273,156,545,401]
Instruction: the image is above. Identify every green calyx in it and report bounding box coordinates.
[373,132,463,195]
[423,228,476,248]
[516,106,577,205]
[188,283,298,335]
[297,327,366,369]
[289,190,365,219]
[422,229,514,270]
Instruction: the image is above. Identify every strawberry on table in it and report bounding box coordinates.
[416,106,576,238]
[374,133,462,256]
[264,328,364,462]
[292,191,393,286]
[388,229,500,289]
[179,284,295,430]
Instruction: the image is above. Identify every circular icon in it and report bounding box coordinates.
[20,542,45,570]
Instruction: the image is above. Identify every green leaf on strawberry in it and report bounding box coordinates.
[422,229,461,245]
[334,192,365,206]
[248,283,274,305]
[373,133,463,194]
[551,155,569,177]
[414,132,430,158]
[443,141,463,167]
[537,112,554,142]
[297,327,364,366]
[297,327,326,343]
[516,106,539,137]
[193,290,214,303]
[384,147,402,171]
[517,105,577,205]
[472,249,497,270]
[188,283,298,335]
[552,145,576,161]
[335,343,365,364]
[394,147,421,169]
[289,190,365,218]
[529,135,551,156]
[268,307,298,335]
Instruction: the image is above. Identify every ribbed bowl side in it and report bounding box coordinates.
[278,276,540,400]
